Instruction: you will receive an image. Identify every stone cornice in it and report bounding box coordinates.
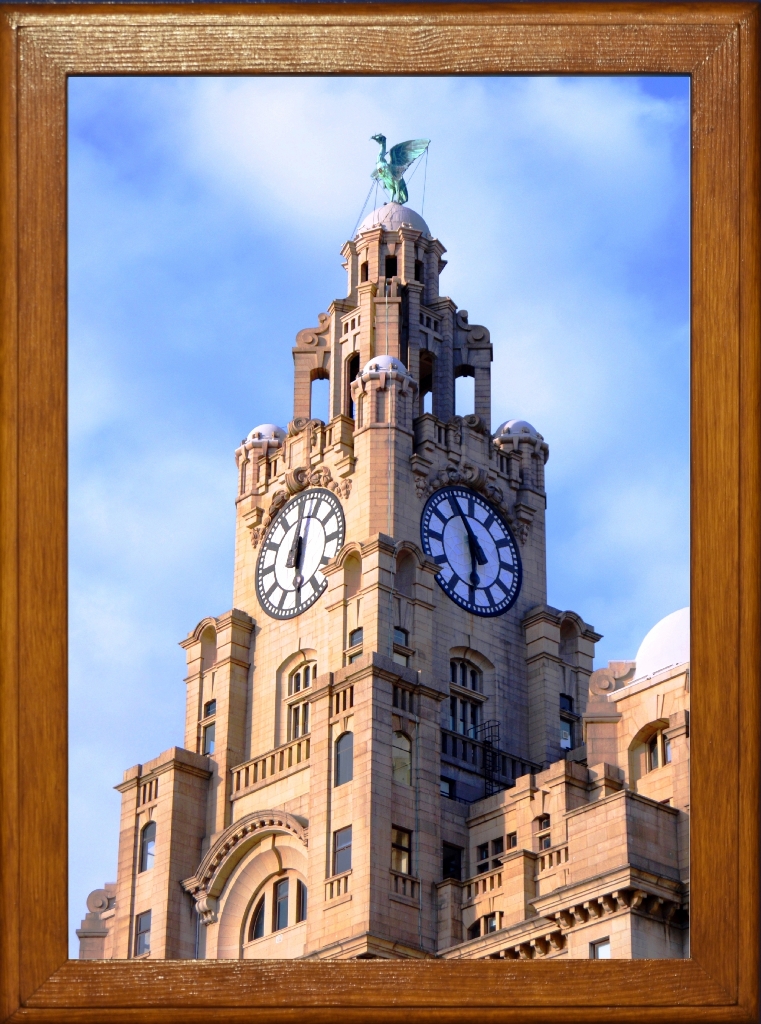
[116,751,211,792]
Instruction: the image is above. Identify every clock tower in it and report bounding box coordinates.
[85,199,630,963]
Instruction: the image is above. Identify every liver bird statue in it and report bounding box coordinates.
[371,134,430,205]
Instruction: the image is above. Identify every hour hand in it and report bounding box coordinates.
[462,515,488,565]
[285,534,302,570]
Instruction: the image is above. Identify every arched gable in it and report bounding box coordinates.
[182,809,308,911]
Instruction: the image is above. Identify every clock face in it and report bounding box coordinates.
[256,488,345,620]
[420,486,522,617]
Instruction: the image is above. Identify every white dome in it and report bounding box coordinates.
[634,607,690,680]
[362,355,408,375]
[247,423,286,442]
[494,418,539,438]
[356,203,430,237]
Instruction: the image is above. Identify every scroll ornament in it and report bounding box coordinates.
[250,467,352,548]
[413,459,533,544]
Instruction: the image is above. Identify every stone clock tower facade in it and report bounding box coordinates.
[79,202,690,963]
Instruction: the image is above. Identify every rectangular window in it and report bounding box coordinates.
[291,705,300,740]
[560,717,573,750]
[440,777,455,799]
[449,696,457,731]
[664,734,672,763]
[296,879,307,923]
[349,627,363,647]
[591,938,611,959]
[484,913,498,933]
[477,842,489,863]
[302,703,309,735]
[134,910,151,956]
[202,721,216,755]
[393,686,412,713]
[392,651,409,667]
[467,920,481,940]
[203,699,216,718]
[559,693,574,713]
[348,650,362,664]
[540,834,552,851]
[274,878,289,931]
[385,255,398,278]
[470,702,479,737]
[393,627,408,646]
[648,733,660,770]
[507,832,517,849]
[333,826,352,875]
[442,843,462,881]
[459,700,467,735]
[391,826,412,874]
[491,837,503,856]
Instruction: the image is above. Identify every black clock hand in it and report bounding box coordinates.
[461,514,488,565]
[292,515,312,590]
[286,501,306,572]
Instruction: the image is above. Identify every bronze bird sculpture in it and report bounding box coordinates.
[371,134,430,205]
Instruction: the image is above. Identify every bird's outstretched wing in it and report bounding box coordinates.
[387,138,430,177]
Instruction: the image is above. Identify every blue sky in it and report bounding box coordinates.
[68,75,689,953]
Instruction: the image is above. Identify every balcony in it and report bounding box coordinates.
[441,727,540,796]
[231,737,310,801]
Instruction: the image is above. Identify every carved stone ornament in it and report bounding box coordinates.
[182,810,308,924]
[195,895,218,925]
[250,468,352,548]
[295,312,330,348]
[413,460,537,544]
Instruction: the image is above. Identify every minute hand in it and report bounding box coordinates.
[286,502,306,583]
[461,514,488,566]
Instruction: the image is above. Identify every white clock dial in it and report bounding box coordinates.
[256,488,345,620]
[420,486,521,616]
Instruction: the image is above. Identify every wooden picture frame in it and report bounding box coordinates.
[0,2,758,1021]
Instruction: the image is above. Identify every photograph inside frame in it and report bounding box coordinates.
[68,75,690,962]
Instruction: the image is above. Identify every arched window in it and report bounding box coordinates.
[335,732,354,786]
[289,663,316,695]
[201,627,217,671]
[559,620,578,662]
[273,878,289,931]
[454,366,475,416]
[395,551,415,597]
[139,821,156,873]
[344,554,362,599]
[248,896,265,941]
[347,353,360,419]
[450,658,482,693]
[310,372,330,423]
[419,351,434,416]
[628,720,672,785]
[392,732,412,785]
